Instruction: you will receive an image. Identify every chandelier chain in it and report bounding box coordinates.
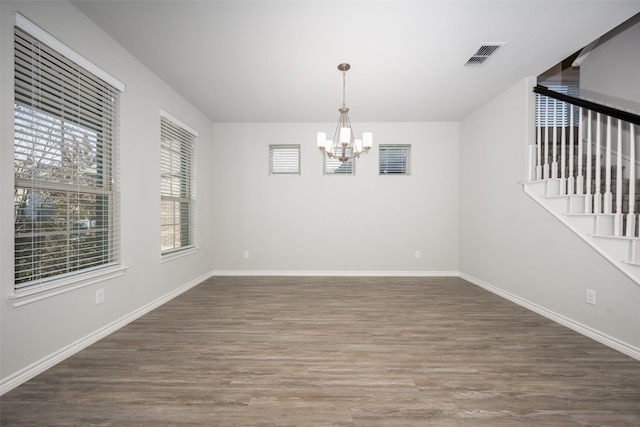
[342,68,347,109]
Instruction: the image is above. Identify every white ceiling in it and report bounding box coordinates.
[72,1,640,123]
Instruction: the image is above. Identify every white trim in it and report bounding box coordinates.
[161,246,199,263]
[460,272,640,362]
[0,271,214,396]
[13,13,126,93]
[9,265,130,307]
[160,109,200,137]
[212,270,460,277]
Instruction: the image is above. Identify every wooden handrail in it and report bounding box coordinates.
[533,84,640,126]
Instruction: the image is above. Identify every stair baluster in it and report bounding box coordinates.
[604,116,613,214]
[552,100,559,179]
[576,107,584,195]
[627,123,637,238]
[536,95,542,180]
[585,110,593,213]
[544,97,550,179]
[560,103,566,194]
[568,105,575,194]
[594,113,602,214]
[614,119,623,235]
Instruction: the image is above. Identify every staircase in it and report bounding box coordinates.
[524,85,640,286]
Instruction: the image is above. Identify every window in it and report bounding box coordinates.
[379,144,411,175]
[160,112,197,255]
[269,144,301,175]
[536,83,580,127]
[323,147,355,175]
[13,19,122,291]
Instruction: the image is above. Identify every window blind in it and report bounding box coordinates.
[14,26,121,289]
[160,115,196,254]
[379,144,411,175]
[269,144,301,175]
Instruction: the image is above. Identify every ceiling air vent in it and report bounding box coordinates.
[464,42,506,67]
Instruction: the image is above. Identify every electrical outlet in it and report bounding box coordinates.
[414,251,421,259]
[244,250,250,259]
[585,289,596,305]
[96,288,104,305]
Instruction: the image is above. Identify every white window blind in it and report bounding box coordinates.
[323,147,355,175]
[379,144,411,175]
[160,114,196,254]
[13,25,121,290]
[536,83,580,127]
[269,144,301,175]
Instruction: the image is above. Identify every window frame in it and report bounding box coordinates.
[11,14,126,306]
[160,110,198,258]
[379,144,411,175]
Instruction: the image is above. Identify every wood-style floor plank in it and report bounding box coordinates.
[2,276,640,426]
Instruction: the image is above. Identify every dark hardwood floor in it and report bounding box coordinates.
[2,276,640,426]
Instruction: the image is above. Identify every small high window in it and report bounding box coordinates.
[536,83,580,127]
[379,144,411,175]
[269,145,301,175]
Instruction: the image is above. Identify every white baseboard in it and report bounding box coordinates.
[0,271,214,396]
[460,272,640,362]
[212,270,460,277]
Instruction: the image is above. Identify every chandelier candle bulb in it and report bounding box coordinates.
[317,132,327,149]
[363,132,373,149]
[355,139,363,152]
[340,127,351,144]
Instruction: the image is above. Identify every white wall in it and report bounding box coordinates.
[459,77,640,352]
[1,1,215,390]
[211,122,459,274]
[580,14,640,113]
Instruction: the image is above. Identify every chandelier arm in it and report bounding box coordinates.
[332,119,342,151]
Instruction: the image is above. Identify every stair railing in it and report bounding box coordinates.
[533,84,640,237]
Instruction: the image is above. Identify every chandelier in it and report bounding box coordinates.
[317,63,372,162]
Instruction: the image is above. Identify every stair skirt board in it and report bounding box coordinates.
[524,180,640,287]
